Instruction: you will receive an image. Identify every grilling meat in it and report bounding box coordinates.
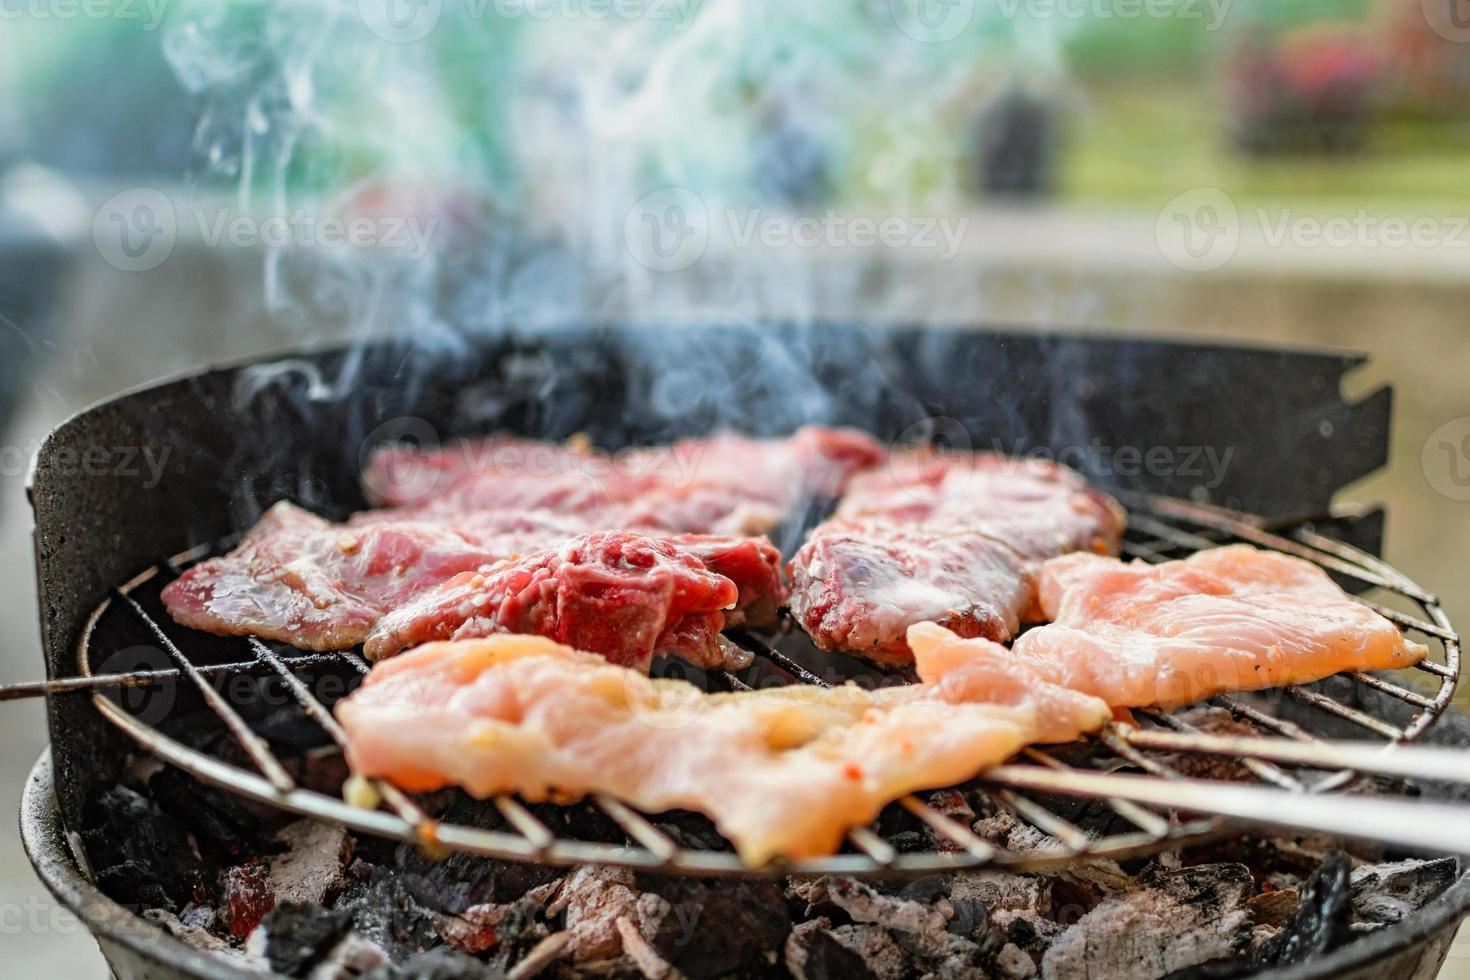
[910,545,1428,710]
[161,502,500,651]
[788,452,1125,663]
[334,633,1110,863]
[363,426,886,536]
[163,506,783,662]
[362,531,781,669]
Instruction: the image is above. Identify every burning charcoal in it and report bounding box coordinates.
[248,903,353,978]
[788,876,999,971]
[635,874,790,977]
[143,908,233,953]
[785,917,909,980]
[1246,888,1299,928]
[1255,851,1354,967]
[1041,864,1253,979]
[435,882,558,955]
[82,784,202,910]
[309,933,390,980]
[971,810,1066,855]
[922,789,977,854]
[615,916,682,980]
[392,793,565,909]
[948,871,1051,929]
[788,876,946,936]
[221,862,277,938]
[270,820,353,907]
[996,942,1039,979]
[546,866,650,962]
[335,869,445,961]
[149,765,276,859]
[361,946,505,980]
[1349,856,1457,925]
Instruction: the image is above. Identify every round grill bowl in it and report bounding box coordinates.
[23,741,1470,980]
[21,326,1469,977]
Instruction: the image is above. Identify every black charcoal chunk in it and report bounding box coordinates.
[149,765,274,859]
[362,945,505,980]
[636,875,791,977]
[254,903,353,978]
[81,785,201,910]
[1257,851,1354,967]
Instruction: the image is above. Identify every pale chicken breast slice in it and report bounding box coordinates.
[918,545,1427,711]
[335,633,1110,864]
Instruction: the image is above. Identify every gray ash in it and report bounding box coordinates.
[78,761,1461,980]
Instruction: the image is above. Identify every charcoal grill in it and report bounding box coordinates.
[15,324,1470,978]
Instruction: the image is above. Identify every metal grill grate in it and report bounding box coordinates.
[36,493,1462,878]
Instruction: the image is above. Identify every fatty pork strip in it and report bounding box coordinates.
[361,531,783,669]
[162,505,783,662]
[787,452,1126,664]
[335,633,1110,863]
[161,502,500,650]
[361,426,886,537]
[909,545,1427,711]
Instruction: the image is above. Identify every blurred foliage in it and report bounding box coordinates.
[0,0,1466,210]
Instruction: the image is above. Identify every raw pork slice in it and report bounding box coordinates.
[788,452,1125,662]
[362,426,886,536]
[361,531,782,669]
[335,632,1110,863]
[912,545,1428,710]
[161,502,500,650]
[164,507,784,662]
